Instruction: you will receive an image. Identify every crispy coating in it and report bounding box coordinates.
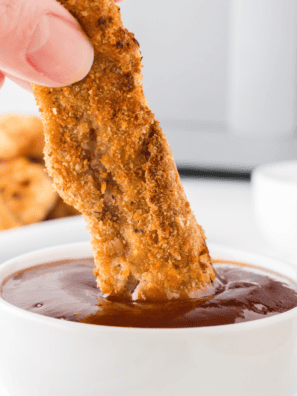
[45,196,79,220]
[0,115,78,231]
[32,0,215,300]
[0,158,58,225]
[0,115,44,161]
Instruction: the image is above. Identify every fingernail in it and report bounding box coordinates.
[27,15,94,86]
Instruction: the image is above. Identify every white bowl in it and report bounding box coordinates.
[0,242,297,396]
[252,160,297,256]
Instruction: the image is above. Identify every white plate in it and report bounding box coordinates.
[0,216,89,265]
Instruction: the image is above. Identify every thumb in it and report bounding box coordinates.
[0,0,94,87]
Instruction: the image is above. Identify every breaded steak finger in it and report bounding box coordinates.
[0,193,22,231]
[0,115,45,161]
[0,158,58,225]
[32,0,215,300]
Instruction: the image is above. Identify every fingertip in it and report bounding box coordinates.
[3,73,33,93]
[0,72,5,90]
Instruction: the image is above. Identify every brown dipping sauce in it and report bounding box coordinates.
[2,259,297,328]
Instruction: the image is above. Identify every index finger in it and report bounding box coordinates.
[0,71,4,89]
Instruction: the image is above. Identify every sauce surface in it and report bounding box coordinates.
[2,259,297,328]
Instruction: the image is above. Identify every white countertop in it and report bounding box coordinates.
[0,176,294,265]
[182,178,274,257]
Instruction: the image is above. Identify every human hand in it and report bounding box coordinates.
[0,0,124,92]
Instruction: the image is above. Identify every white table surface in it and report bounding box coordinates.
[0,177,291,263]
[0,177,295,395]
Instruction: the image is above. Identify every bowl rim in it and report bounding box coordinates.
[1,241,297,335]
[252,160,297,188]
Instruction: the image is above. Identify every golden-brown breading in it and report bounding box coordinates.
[0,115,45,161]
[32,0,215,300]
[45,196,79,220]
[0,158,58,225]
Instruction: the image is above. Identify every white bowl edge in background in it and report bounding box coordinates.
[252,160,297,258]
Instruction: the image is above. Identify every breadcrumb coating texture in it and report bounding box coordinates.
[32,0,215,300]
